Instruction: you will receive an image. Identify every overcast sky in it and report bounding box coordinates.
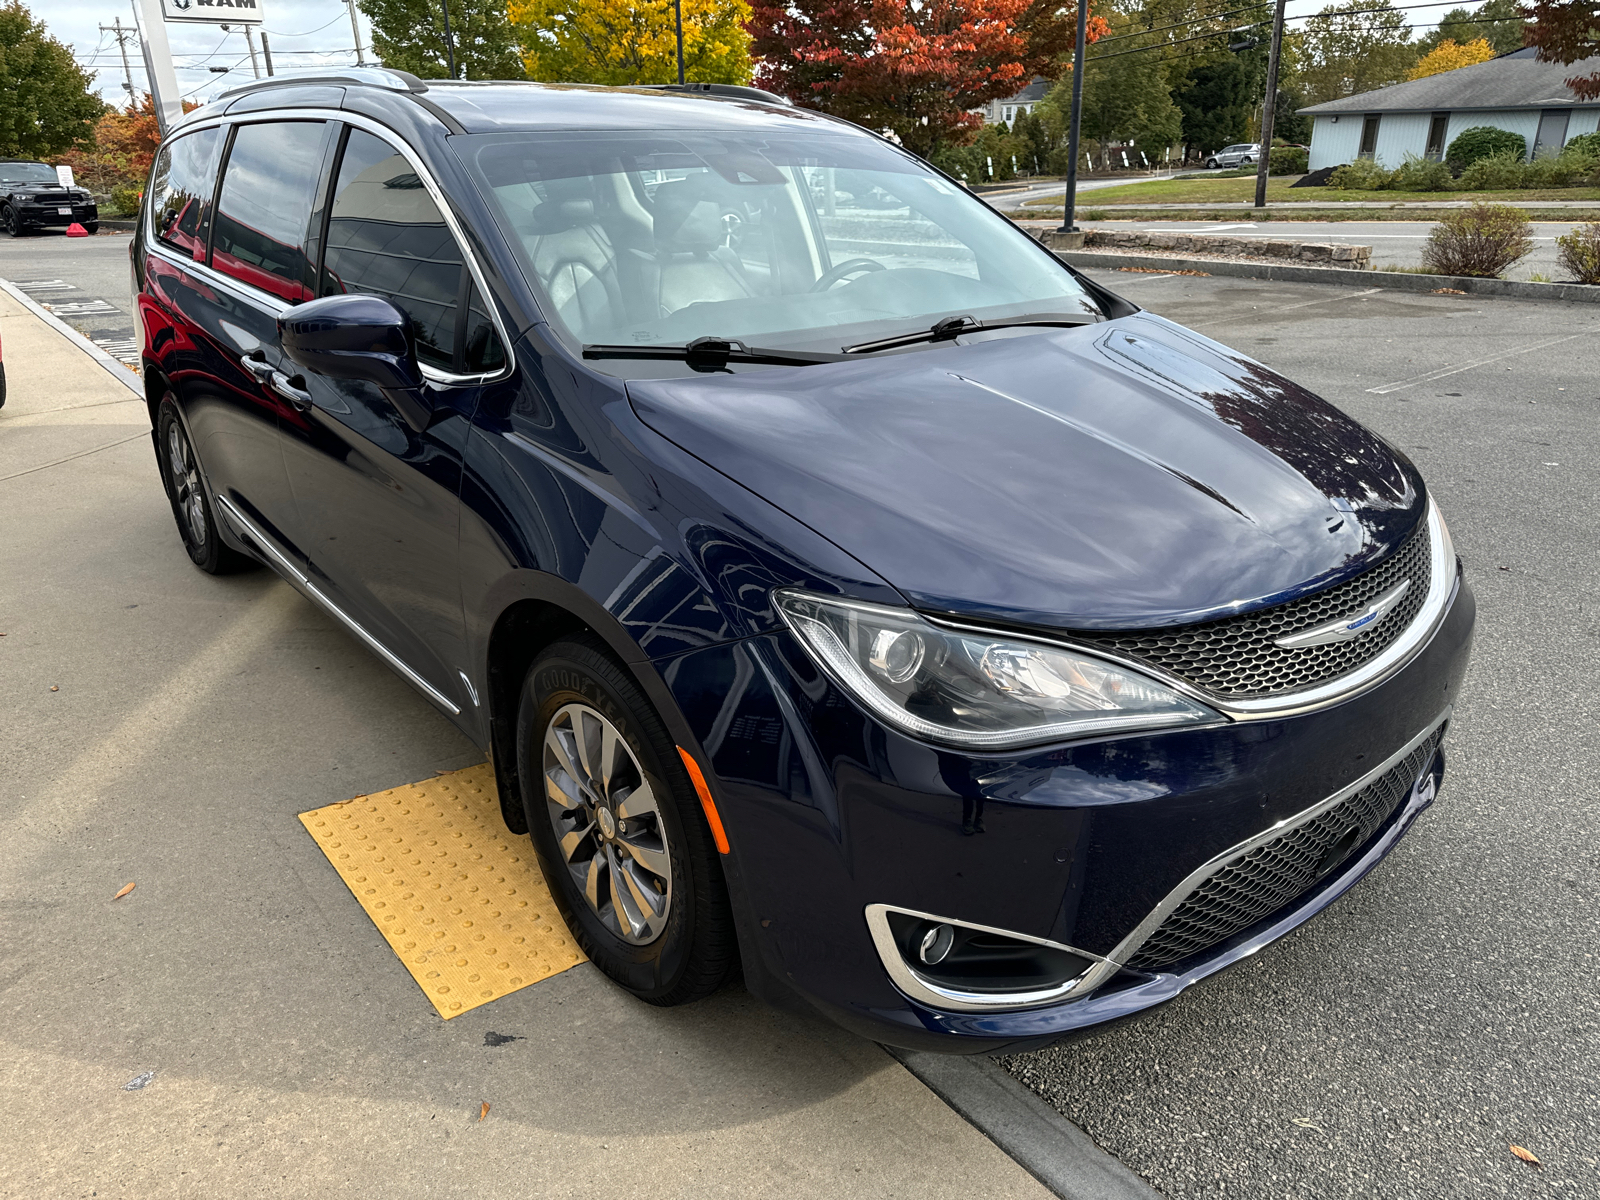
[23,0,1466,112]
[24,0,377,107]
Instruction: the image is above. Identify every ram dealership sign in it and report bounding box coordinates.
[162,0,263,24]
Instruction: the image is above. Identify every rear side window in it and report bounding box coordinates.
[149,128,221,262]
[213,121,329,303]
[322,128,504,374]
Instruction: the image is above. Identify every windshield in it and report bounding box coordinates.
[0,162,60,185]
[455,127,1101,359]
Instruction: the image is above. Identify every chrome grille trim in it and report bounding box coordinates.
[1063,710,1451,998]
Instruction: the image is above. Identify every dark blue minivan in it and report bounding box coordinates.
[134,70,1474,1052]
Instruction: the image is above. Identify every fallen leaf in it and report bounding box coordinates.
[1432,287,1467,295]
[49,685,59,692]
[113,882,136,900]
[479,1101,490,1122]
[1511,1145,1541,1167]
[1291,1117,1325,1133]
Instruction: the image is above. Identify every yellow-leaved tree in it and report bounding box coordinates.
[512,0,753,86]
[1406,38,1496,80]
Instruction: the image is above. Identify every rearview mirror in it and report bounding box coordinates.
[278,293,433,431]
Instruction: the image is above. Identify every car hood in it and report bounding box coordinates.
[626,312,1424,631]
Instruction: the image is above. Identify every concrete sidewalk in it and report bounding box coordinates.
[0,295,1066,1197]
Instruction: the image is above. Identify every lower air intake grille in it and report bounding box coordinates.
[1071,518,1432,699]
[1125,729,1444,971]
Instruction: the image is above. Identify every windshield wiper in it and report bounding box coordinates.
[843,313,1099,355]
[583,337,851,371]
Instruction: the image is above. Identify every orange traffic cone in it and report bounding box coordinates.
[66,223,88,237]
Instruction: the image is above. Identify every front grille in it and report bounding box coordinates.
[1125,728,1444,970]
[1073,518,1432,698]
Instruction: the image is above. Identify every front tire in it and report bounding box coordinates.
[3,205,24,237]
[516,636,736,1005]
[154,395,255,574]
[84,221,99,234]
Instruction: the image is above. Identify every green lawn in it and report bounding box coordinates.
[1024,175,1600,206]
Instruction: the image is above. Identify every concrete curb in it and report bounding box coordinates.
[889,1048,1164,1200]
[1055,250,1600,303]
[0,278,145,397]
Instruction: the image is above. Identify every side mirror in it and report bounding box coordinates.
[278,293,433,431]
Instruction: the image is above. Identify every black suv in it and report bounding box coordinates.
[1,161,99,235]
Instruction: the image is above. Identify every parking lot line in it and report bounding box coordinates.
[1365,332,1588,394]
[299,763,586,1018]
[1190,286,1381,329]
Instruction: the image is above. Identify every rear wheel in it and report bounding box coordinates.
[155,396,256,574]
[516,636,736,1005]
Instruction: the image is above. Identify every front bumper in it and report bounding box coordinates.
[15,203,98,228]
[659,571,1475,1052]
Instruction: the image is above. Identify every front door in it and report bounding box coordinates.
[275,125,507,715]
[1534,109,1571,159]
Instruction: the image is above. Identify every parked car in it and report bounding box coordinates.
[0,160,99,236]
[1205,143,1262,169]
[134,70,1474,1053]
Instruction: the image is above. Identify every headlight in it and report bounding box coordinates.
[774,590,1221,750]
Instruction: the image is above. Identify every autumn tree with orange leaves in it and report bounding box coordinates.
[746,0,1102,157]
[1523,0,1600,100]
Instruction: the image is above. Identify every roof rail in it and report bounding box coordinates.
[643,82,790,105]
[214,67,430,102]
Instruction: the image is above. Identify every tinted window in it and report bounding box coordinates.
[323,128,500,373]
[213,121,328,303]
[150,128,221,261]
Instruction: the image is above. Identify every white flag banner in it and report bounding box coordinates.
[162,0,263,25]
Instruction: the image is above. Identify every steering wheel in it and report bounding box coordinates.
[810,257,887,292]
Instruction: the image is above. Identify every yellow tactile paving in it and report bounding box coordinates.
[299,762,586,1018]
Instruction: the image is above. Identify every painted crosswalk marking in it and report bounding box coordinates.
[93,336,141,366]
[43,299,119,316]
[12,279,79,294]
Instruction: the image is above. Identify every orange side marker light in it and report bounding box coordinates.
[677,747,730,854]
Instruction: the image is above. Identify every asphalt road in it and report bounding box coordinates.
[1063,220,1580,281]
[0,229,138,365]
[1004,269,1600,1199]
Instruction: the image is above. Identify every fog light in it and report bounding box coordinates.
[866,904,1107,1012]
[919,923,955,965]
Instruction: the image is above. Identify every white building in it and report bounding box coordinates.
[1300,47,1600,170]
[978,79,1050,126]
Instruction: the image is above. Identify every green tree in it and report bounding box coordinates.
[1172,53,1261,153]
[1434,0,1526,56]
[0,2,104,160]
[359,0,525,79]
[513,0,750,85]
[1038,15,1183,163]
[1297,0,1419,104]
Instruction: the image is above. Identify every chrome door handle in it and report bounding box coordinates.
[271,370,313,411]
[240,352,274,382]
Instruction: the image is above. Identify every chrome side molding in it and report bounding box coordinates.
[213,494,461,717]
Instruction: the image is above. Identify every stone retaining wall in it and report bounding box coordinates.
[1080,229,1372,266]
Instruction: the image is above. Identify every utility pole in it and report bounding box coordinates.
[1058,0,1090,235]
[1254,0,1288,210]
[673,0,685,84]
[347,0,367,66]
[260,31,275,75]
[244,26,262,78]
[439,0,458,78]
[99,18,139,104]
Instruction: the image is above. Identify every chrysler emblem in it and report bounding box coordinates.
[1274,579,1411,649]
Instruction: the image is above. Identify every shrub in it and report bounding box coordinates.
[1445,126,1527,172]
[1563,131,1600,160]
[1524,152,1592,187]
[1269,145,1309,175]
[1391,154,1453,191]
[1328,158,1395,189]
[1457,152,1528,190]
[1421,203,1534,277]
[110,184,142,216]
[1556,221,1600,284]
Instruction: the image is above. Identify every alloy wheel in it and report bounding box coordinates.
[542,702,672,944]
[166,421,208,547]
